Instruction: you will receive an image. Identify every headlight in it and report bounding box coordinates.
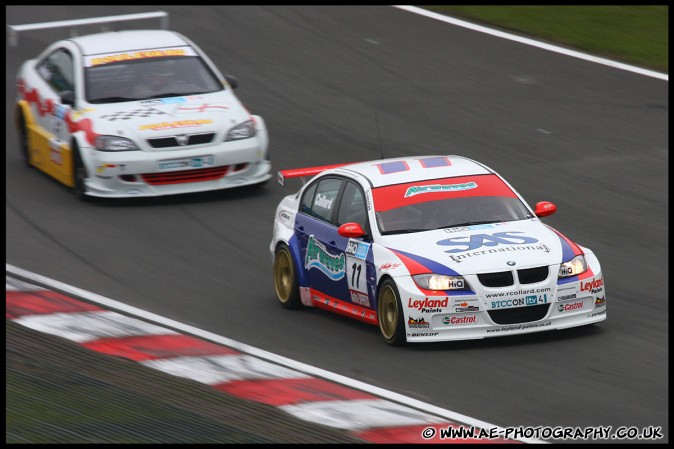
[95,135,139,151]
[413,274,467,290]
[558,255,587,278]
[225,120,256,141]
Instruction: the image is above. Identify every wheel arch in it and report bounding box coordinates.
[15,101,33,130]
[374,273,395,312]
[70,134,92,176]
[274,237,308,288]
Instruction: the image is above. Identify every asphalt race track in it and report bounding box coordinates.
[6,5,668,443]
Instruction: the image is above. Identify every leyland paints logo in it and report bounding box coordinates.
[580,277,604,294]
[305,236,345,280]
[404,182,477,198]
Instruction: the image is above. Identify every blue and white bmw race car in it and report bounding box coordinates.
[270,155,606,345]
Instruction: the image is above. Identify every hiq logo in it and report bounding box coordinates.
[437,232,539,253]
[559,266,574,276]
[346,239,370,260]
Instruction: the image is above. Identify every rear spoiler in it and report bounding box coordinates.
[277,162,355,186]
[7,11,169,46]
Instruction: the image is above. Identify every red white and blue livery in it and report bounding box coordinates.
[270,155,606,345]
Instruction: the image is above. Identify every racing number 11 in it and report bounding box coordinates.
[351,263,361,288]
[347,256,367,298]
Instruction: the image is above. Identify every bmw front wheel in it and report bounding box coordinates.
[377,279,406,346]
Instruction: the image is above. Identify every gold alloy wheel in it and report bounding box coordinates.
[378,283,399,340]
[274,248,293,303]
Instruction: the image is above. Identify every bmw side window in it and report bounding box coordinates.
[300,183,318,215]
[304,178,343,224]
[337,181,368,232]
[38,49,74,95]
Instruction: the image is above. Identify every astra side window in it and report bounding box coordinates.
[39,49,74,94]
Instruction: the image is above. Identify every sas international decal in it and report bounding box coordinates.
[437,231,551,263]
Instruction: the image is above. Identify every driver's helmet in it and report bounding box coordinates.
[141,59,176,87]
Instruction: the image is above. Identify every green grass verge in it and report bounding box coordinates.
[422,6,668,73]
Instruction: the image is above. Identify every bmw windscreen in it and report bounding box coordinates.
[372,174,534,235]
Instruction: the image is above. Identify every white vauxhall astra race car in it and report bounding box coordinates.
[270,155,606,345]
[13,17,270,200]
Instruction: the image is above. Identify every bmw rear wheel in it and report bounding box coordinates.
[274,244,301,309]
[377,279,406,346]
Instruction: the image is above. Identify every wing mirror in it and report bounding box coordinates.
[534,201,557,217]
[338,222,366,239]
[60,90,75,106]
[224,75,238,89]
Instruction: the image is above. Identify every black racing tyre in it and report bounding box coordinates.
[17,113,33,168]
[377,278,406,346]
[72,146,91,202]
[273,244,302,309]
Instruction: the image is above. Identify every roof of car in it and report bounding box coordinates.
[67,29,189,56]
[336,155,494,188]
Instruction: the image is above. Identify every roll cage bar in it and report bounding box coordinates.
[7,11,169,47]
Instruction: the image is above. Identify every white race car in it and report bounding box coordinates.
[270,155,606,345]
[13,14,270,200]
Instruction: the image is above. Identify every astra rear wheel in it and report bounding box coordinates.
[273,244,302,309]
[377,279,406,346]
[18,113,34,168]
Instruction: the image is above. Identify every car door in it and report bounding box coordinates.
[295,177,346,300]
[32,47,76,183]
[296,176,375,311]
[335,180,375,311]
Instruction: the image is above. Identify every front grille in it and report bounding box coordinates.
[517,266,549,284]
[488,304,551,325]
[147,133,216,148]
[141,165,229,185]
[478,271,514,287]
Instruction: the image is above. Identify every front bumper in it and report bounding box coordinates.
[396,271,606,343]
[80,130,270,198]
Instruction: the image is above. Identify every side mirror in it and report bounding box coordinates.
[224,75,238,89]
[534,201,557,218]
[61,91,75,106]
[338,222,366,239]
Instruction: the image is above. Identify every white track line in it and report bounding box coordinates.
[394,5,668,81]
